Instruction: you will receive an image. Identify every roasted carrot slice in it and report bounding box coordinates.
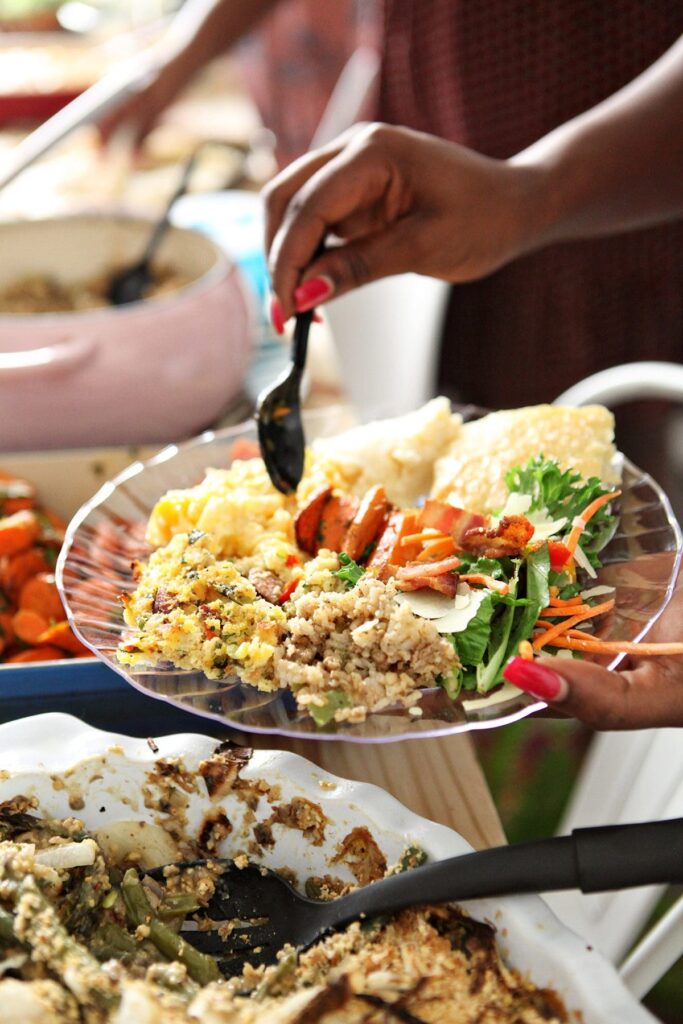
[19,572,64,622]
[12,608,49,645]
[0,510,41,557]
[294,486,333,555]
[36,619,90,656]
[317,495,359,553]
[0,548,50,598]
[0,611,14,649]
[0,474,36,516]
[367,510,416,574]
[343,485,390,562]
[6,645,64,664]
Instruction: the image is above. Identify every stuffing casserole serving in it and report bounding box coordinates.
[0,770,567,1023]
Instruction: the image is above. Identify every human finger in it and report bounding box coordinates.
[503,655,683,730]
[268,149,403,317]
[262,125,369,253]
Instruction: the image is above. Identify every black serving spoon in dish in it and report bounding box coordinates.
[107,139,246,306]
[146,816,683,978]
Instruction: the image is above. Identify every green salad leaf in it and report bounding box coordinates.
[505,455,618,567]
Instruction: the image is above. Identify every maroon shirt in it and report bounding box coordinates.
[379,1,683,408]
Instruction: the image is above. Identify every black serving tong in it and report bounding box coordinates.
[147,817,683,978]
[256,243,327,494]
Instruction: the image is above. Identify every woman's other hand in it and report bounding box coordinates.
[504,572,683,730]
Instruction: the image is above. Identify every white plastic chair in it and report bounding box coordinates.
[545,361,683,999]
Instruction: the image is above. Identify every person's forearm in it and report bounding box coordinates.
[162,0,278,73]
[512,34,683,248]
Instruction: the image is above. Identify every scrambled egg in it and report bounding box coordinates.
[147,458,298,563]
[119,532,286,687]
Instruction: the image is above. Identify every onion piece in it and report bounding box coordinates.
[580,585,616,600]
[572,542,597,579]
[35,839,97,870]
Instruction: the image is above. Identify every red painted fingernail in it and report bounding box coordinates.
[270,296,285,335]
[312,312,323,323]
[294,276,333,311]
[503,657,568,702]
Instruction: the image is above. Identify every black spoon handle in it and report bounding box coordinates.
[291,239,327,371]
[292,310,313,372]
[326,818,683,931]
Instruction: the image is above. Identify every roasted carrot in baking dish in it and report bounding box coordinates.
[0,467,90,664]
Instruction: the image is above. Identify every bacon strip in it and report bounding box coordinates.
[459,514,534,558]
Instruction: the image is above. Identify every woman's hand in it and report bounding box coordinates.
[263,122,543,322]
[503,573,683,730]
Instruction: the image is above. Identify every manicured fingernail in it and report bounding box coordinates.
[503,657,569,702]
[312,312,323,323]
[294,276,333,312]
[270,296,285,335]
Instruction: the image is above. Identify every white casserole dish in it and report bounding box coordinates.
[0,214,253,451]
[0,712,655,1023]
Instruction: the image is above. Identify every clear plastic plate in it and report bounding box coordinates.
[57,408,683,744]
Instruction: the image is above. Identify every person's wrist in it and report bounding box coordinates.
[504,159,559,259]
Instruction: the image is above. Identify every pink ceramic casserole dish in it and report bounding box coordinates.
[0,213,253,451]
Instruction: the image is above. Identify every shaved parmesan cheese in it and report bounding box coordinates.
[580,585,615,600]
[434,587,487,633]
[572,542,597,579]
[529,516,568,542]
[501,493,532,516]
[394,590,455,619]
[397,583,487,634]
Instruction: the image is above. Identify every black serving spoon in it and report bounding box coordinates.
[256,243,327,494]
[147,816,683,978]
[108,139,245,306]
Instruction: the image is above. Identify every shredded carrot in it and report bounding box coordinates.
[459,573,509,594]
[539,604,595,618]
[532,598,615,651]
[565,490,621,557]
[518,640,534,660]
[401,530,447,546]
[416,536,457,562]
[534,621,596,641]
[548,595,583,608]
[542,636,683,656]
